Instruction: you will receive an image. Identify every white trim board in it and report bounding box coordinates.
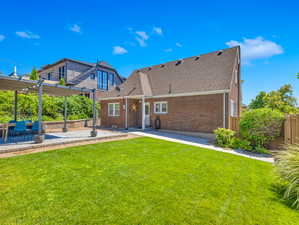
[99,90,230,101]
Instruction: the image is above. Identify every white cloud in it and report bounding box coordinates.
[176,42,183,47]
[136,37,147,47]
[113,46,128,55]
[226,36,283,63]
[0,34,5,42]
[135,31,149,40]
[16,31,40,39]
[153,26,163,35]
[164,48,173,52]
[70,24,81,33]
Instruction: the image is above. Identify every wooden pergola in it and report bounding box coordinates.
[0,75,98,143]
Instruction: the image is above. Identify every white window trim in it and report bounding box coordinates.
[154,101,168,114]
[108,103,120,117]
[230,99,237,117]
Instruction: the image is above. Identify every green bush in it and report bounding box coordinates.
[0,90,96,122]
[214,128,235,147]
[231,138,253,151]
[275,144,299,209]
[239,108,284,149]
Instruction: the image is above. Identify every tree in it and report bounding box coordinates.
[30,67,39,80]
[249,84,298,114]
[248,91,267,109]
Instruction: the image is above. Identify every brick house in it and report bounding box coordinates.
[98,46,241,134]
[38,58,124,91]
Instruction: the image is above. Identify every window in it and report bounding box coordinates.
[90,73,95,80]
[102,72,108,90]
[97,70,108,90]
[108,103,120,116]
[109,73,115,87]
[154,102,168,114]
[98,71,103,89]
[47,72,51,80]
[230,100,238,117]
[59,66,65,80]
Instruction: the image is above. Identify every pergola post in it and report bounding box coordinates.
[141,96,145,130]
[14,90,18,121]
[90,89,97,137]
[63,96,68,132]
[125,97,128,129]
[34,79,44,143]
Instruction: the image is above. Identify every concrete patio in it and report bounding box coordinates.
[0,129,127,154]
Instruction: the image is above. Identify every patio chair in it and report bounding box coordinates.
[7,120,16,134]
[10,121,28,136]
[25,120,32,129]
[32,121,41,134]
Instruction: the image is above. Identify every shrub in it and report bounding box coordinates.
[214,128,235,147]
[231,138,252,151]
[0,90,95,122]
[59,78,65,85]
[239,108,284,149]
[275,144,299,209]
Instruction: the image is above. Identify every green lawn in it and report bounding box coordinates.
[0,137,298,225]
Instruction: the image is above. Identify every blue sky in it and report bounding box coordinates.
[0,0,298,104]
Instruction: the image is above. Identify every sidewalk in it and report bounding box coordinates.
[130,130,274,163]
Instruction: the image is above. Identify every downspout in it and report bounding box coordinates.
[141,96,145,130]
[223,93,226,128]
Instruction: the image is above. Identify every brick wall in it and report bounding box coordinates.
[100,94,224,133]
[146,94,224,133]
[43,119,94,131]
[100,99,125,128]
[228,62,241,117]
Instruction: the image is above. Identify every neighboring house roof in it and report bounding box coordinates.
[67,61,123,85]
[98,46,240,99]
[39,58,95,72]
[38,58,124,85]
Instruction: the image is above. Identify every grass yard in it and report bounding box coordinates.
[0,137,298,225]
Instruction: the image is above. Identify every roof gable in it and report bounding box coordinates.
[98,46,239,98]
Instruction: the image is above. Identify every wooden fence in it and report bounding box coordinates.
[284,114,299,144]
[229,114,299,145]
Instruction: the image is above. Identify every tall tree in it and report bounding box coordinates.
[249,84,298,114]
[30,67,39,80]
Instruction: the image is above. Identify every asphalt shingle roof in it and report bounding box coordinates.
[98,46,239,98]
